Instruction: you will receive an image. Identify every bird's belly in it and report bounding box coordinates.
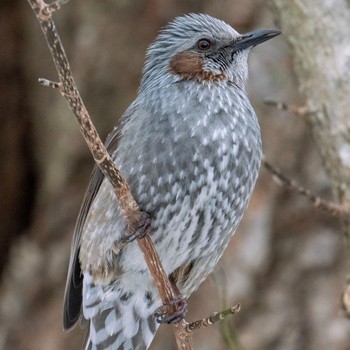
[120,166,253,296]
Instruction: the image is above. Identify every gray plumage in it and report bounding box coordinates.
[63,13,280,350]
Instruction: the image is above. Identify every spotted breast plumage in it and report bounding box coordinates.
[63,13,280,350]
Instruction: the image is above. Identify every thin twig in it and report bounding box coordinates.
[264,99,311,117]
[27,1,191,348]
[262,157,350,218]
[38,78,61,88]
[186,304,241,332]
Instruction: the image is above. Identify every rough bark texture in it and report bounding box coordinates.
[268,0,350,264]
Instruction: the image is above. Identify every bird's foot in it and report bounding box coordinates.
[121,211,151,243]
[154,296,188,324]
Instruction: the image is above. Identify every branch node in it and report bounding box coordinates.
[38,78,61,89]
[40,0,70,18]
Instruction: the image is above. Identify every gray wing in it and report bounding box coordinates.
[63,102,137,330]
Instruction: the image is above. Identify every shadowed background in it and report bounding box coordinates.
[1,1,349,349]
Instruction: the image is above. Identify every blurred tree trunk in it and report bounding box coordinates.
[0,0,36,273]
[268,0,350,290]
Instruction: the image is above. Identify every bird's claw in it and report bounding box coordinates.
[121,211,151,243]
[154,296,188,324]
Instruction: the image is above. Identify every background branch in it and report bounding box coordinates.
[262,157,350,219]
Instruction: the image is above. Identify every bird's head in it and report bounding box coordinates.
[141,13,280,91]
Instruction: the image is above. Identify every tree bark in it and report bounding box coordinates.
[268,0,350,300]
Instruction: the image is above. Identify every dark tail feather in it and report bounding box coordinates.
[63,248,84,330]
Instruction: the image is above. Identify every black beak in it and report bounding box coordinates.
[233,29,281,53]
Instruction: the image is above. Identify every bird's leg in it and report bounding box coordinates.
[121,210,151,243]
[154,277,188,324]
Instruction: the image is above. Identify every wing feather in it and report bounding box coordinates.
[63,101,137,330]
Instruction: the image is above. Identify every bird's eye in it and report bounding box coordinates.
[196,38,212,51]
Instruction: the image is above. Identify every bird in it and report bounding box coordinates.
[63,13,280,350]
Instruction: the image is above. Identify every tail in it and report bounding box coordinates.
[83,273,160,350]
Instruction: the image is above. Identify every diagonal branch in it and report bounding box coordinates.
[27,0,192,348]
[262,157,350,219]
